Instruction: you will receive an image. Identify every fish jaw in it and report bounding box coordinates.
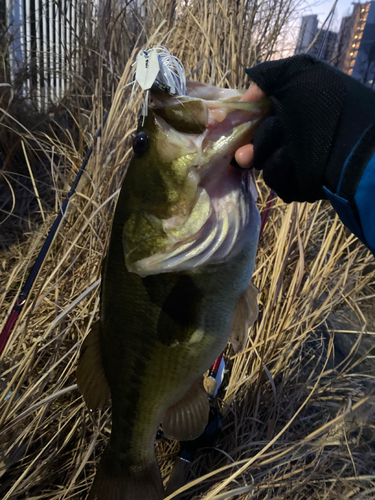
[124,118,260,277]
[123,90,268,277]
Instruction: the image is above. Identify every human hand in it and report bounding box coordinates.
[234,82,267,169]
[234,55,375,203]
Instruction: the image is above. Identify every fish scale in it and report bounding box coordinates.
[77,50,268,499]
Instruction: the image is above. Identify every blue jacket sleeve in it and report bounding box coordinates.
[323,151,375,256]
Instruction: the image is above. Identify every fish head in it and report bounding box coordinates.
[123,83,270,276]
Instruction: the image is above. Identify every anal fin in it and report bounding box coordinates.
[162,377,209,441]
[77,321,111,410]
[230,283,259,354]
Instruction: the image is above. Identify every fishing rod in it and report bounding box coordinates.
[0,46,180,357]
[0,113,108,357]
[317,0,338,60]
[0,47,186,357]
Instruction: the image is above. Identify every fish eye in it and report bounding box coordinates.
[133,131,149,155]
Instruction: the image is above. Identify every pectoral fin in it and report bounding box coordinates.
[247,282,259,326]
[76,321,111,410]
[230,283,259,354]
[162,377,209,441]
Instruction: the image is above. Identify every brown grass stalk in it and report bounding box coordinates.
[1,1,375,499]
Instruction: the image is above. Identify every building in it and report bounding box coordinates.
[295,15,319,54]
[335,2,375,86]
[0,0,6,83]
[335,14,354,70]
[295,14,338,63]
[310,28,338,61]
[4,0,90,109]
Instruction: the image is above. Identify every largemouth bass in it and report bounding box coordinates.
[77,81,269,500]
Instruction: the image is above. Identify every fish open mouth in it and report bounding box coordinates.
[124,85,268,277]
[151,92,269,178]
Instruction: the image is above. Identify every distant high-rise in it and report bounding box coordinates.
[295,15,337,63]
[335,2,375,85]
[295,15,319,54]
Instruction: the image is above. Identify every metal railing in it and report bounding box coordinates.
[6,0,95,110]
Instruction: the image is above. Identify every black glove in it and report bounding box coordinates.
[245,55,375,203]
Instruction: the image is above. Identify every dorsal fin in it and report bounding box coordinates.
[230,284,259,354]
[77,321,111,410]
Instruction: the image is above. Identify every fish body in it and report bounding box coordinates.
[77,81,269,499]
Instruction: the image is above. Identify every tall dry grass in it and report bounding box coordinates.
[1,1,375,499]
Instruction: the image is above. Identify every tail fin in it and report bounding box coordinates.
[88,447,164,500]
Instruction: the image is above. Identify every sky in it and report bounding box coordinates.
[307,0,357,31]
[276,0,356,57]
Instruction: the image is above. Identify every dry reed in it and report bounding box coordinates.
[1,1,375,499]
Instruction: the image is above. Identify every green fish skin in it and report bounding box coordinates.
[77,82,269,500]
